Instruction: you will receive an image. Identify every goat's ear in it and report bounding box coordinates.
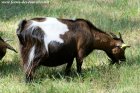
[110,32,118,39]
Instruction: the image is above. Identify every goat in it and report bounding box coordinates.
[0,37,17,60]
[16,17,130,82]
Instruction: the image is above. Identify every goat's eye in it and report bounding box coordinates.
[115,46,120,48]
[115,46,120,49]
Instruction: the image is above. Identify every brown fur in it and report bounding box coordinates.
[17,18,128,82]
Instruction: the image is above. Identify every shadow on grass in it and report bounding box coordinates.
[0,57,139,83]
[0,54,22,76]
[33,57,140,83]
[32,64,118,83]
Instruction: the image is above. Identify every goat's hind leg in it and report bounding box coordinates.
[65,57,74,75]
[24,61,39,83]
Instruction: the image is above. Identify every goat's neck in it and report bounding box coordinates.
[92,31,114,51]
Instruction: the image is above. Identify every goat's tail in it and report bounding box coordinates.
[0,37,17,53]
[5,43,17,53]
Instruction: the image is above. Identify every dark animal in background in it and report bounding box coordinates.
[16,17,130,82]
[0,37,17,60]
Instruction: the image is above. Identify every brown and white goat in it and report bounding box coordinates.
[16,17,130,82]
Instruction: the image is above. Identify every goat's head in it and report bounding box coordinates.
[109,32,130,63]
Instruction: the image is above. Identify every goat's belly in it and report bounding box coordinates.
[40,50,75,67]
[41,57,67,67]
[40,42,76,67]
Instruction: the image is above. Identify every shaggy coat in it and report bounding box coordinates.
[16,17,130,82]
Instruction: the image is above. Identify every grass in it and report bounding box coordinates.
[0,0,140,93]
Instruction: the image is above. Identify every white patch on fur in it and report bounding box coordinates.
[27,45,35,71]
[29,17,69,52]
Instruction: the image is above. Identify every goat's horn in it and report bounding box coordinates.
[119,32,122,39]
[121,44,130,49]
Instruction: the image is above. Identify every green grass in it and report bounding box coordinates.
[0,0,140,93]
